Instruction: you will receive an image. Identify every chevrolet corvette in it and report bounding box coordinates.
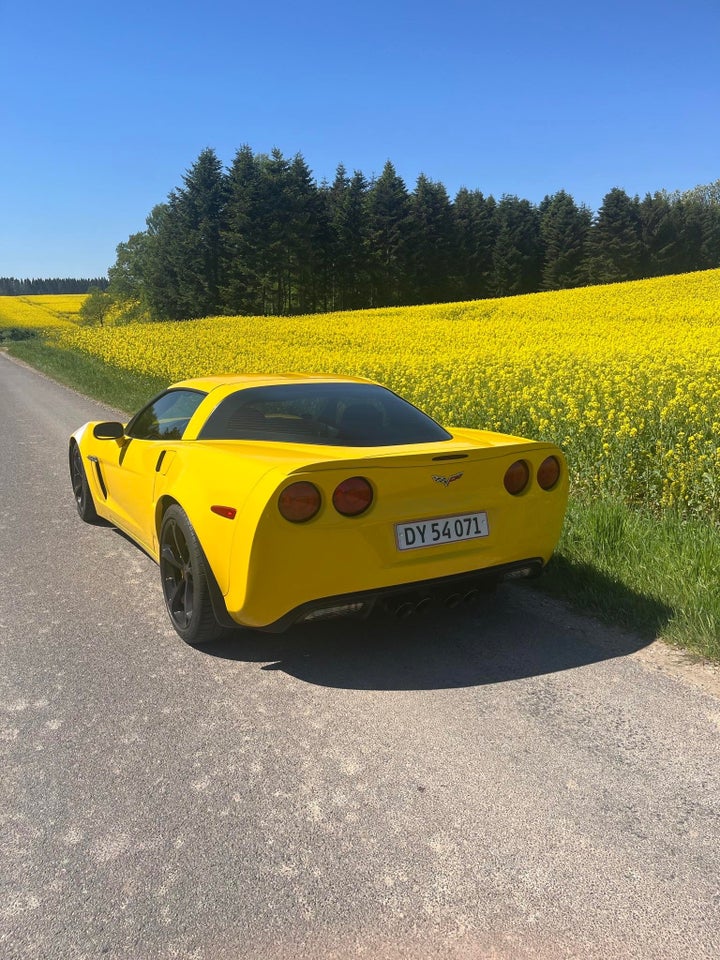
[69,374,568,644]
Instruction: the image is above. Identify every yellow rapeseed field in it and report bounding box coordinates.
[0,295,81,328]
[26,294,87,316]
[12,270,720,521]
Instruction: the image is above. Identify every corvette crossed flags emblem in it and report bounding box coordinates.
[432,472,463,487]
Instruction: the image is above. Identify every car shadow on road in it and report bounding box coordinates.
[199,579,666,691]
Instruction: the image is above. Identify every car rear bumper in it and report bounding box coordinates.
[251,557,544,633]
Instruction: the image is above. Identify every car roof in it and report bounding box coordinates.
[172,373,376,393]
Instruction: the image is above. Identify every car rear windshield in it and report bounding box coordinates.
[197,383,452,446]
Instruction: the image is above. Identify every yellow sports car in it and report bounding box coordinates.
[70,374,568,644]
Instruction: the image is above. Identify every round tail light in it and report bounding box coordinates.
[332,476,373,516]
[278,482,321,522]
[504,460,530,495]
[537,455,561,490]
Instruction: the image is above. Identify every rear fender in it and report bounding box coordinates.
[154,447,278,598]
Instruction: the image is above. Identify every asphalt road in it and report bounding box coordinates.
[2,351,719,960]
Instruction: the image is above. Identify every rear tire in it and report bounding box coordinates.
[159,505,221,646]
[69,442,99,523]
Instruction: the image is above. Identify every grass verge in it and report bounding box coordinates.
[537,497,719,661]
[5,337,166,414]
[6,337,719,662]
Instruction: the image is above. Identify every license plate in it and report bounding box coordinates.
[395,511,489,551]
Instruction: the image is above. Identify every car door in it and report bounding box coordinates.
[99,389,206,549]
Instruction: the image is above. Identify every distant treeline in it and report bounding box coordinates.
[97,146,720,321]
[0,277,109,296]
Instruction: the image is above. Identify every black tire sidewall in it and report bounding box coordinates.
[70,443,98,523]
[160,504,219,645]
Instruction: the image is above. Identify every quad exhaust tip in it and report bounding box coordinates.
[387,588,486,618]
[394,602,416,619]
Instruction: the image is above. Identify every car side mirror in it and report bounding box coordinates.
[93,421,125,440]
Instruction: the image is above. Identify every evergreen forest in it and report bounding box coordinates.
[76,146,720,320]
[0,277,108,296]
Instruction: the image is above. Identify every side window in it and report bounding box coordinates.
[127,389,206,440]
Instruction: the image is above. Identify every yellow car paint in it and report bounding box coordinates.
[71,374,568,634]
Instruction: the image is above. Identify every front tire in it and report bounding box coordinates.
[69,442,99,523]
[159,505,221,646]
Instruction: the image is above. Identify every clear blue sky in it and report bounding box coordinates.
[2,0,718,278]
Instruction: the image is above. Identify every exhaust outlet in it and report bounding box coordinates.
[394,601,415,619]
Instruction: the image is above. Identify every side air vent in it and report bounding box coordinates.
[88,456,108,499]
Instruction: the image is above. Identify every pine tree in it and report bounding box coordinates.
[639,192,677,276]
[287,152,327,313]
[406,174,458,304]
[365,161,411,306]
[673,199,720,272]
[143,149,228,319]
[585,188,643,284]
[540,191,592,289]
[453,188,496,300]
[491,196,542,296]
[142,201,185,320]
[700,203,720,268]
[222,144,262,315]
[254,149,294,314]
[326,166,370,310]
[177,147,228,317]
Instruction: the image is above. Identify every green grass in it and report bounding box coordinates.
[6,336,719,662]
[538,497,720,660]
[5,336,166,414]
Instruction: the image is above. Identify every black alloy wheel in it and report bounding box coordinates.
[159,505,220,645]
